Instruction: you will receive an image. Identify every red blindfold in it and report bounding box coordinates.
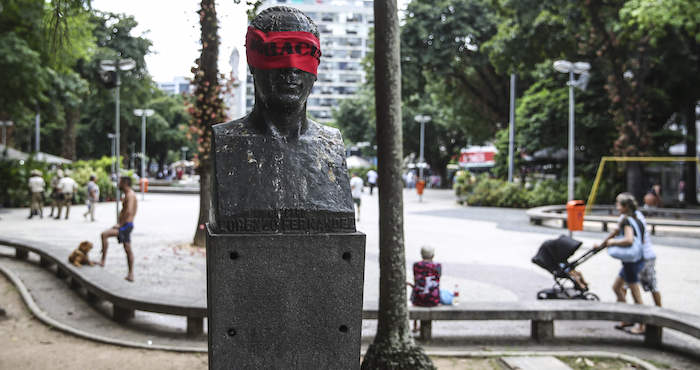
[245,26,322,76]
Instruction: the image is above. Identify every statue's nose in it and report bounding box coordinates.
[281,68,301,83]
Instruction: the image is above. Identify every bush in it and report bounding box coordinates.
[0,155,118,207]
[453,171,593,208]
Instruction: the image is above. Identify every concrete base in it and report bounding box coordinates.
[113,305,135,323]
[15,249,28,260]
[187,317,204,337]
[206,228,366,370]
[531,320,554,342]
[56,267,68,279]
[644,324,663,348]
[420,320,433,341]
[86,291,100,304]
[69,277,81,290]
[39,256,52,268]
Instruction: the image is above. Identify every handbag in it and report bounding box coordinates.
[607,217,643,262]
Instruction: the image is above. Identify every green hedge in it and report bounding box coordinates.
[0,156,122,208]
[453,171,618,208]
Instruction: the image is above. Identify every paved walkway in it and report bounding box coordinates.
[1,189,700,364]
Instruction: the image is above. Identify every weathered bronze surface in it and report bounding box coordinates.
[211,6,354,234]
[207,7,365,370]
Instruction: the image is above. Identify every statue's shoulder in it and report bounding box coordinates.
[306,119,344,145]
[213,115,258,138]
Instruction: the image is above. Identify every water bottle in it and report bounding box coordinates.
[453,284,460,305]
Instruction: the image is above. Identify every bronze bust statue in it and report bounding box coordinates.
[210,6,355,234]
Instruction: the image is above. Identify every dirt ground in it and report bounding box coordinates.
[0,274,500,370]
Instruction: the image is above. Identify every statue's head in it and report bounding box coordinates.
[247,6,321,112]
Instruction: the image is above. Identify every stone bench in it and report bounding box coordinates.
[5,236,700,347]
[363,301,700,348]
[0,236,207,336]
[527,205,700,234]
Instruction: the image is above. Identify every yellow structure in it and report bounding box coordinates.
[585,156,700,214]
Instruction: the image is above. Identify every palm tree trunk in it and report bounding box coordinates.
[61,105,78,160]
[192,0,220,246]
[361,0,434,368]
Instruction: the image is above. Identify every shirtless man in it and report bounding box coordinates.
[98,176,138,282]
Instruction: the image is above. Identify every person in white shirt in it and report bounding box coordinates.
[631,210,661,308]
[366,169,378,195]
[55,173,78,219]
[349,173,364,222]
[27,169,45,219]
[83,174,100,222]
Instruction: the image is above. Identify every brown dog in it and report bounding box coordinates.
[68,241,94,267]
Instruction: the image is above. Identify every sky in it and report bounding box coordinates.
[91,0,249,83]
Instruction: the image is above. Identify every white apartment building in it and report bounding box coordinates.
[245,0,374,123]
[157,76,192,95]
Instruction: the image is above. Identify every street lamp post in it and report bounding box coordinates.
[553,60,591,201]
[181,146,189,161]
[508,74,516,183]
[134,108,154,200]
[107,133,117,220]
[100,58,136,221]
[35,113,40,152]
[0,120,13,147]
[414,114,431,179]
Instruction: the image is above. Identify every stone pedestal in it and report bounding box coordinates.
[206,226,365,370]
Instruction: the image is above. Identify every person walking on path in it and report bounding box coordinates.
[632,209,662,308]
[55,171,77,220]
[48,169,63,217]
[595,193,646,334]
[98,176,137,282]
[83,174,99,222]
[366,169,378,195]
[27,169,45,219]
[601,208,663,309]
[350,172,363,222]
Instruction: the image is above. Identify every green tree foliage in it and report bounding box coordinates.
[339,0,698,192]
[1,2,191,170]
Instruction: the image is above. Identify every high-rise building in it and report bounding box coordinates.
[157,76,192,95]
[245,0,374,123]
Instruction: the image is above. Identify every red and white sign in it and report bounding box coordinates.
[458,145,497,168]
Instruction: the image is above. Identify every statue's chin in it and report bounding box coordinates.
[263,95,305,113]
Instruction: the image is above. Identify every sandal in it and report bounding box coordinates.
[614,322,634,331]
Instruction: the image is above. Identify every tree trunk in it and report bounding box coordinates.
[193,163,211,246]
[192,0,220,246]
[684,101,698,205]
[361,1,434,369]
[61,106,79,160]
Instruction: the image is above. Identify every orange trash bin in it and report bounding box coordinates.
[566,200,585,231]
[416,179,426,196]
[140,177,149,193]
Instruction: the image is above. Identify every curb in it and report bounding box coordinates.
[0,261,206,353]
[0,261,660,368]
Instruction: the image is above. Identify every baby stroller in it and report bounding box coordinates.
[532,235,603,300]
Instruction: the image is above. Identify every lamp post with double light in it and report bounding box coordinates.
[553,60,591,201]
[134,108,154,200]
[100,58,136,220]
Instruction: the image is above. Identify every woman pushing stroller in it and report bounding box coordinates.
[594,192,648,335]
